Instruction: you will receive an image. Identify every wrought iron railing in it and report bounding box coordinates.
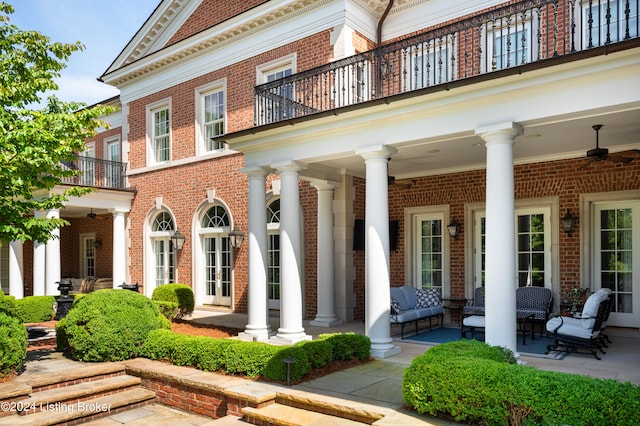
[255,0,639,126]
[61,156,127,190]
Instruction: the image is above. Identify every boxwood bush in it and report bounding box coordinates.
[138,329,370,382]
[403,340,640,425]
[0,311,28,376]
[56,289,170,362]
[13,295,56,323]
[318,332,371,360]
[151,283,194,319]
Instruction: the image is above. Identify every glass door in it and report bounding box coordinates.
[414,214,444,295]
[593,201,639,327]
[203,236,231,306]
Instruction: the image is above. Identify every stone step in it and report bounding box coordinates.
[17,362,126,391]
[0,387,156,426]
[16,375,142,414]
[276,389,387,424]
[242,403,366,426]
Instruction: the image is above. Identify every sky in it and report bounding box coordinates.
[8,0,160,106]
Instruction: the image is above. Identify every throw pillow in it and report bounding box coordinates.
[417,288,441,307]
[390,297,403,314]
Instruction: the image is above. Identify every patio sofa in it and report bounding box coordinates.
[463,286,553,335]
[390,285,443,339]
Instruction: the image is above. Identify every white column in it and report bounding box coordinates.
[310,180,342,327]
[33,210,46,296]
[357,145,401,358]
[271,161,311,344]
[239,168,272,341]
[9,240,24,299]
[476,122,522,353]
[112,210,127,288]
[45,209,61,295]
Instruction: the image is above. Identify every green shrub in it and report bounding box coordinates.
[56,289,170,362]
[153,300,179,321]
[151,284,194,319]
[262,346,311,382]
[403,340,640,425]
[319,332,371,360]
[193,337,239,372]
[13,296,55,323]
[296,339,333,368]
[0,312,28,376]
[0,292,16,317]
[223,342,278,377]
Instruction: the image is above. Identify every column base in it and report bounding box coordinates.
[309,316,343,327]
[370,342,401,359]
[271,330,312,345]
[238,330,275,342]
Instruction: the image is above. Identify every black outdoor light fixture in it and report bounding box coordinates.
[447,218,460,240]
[171,229,186,250]
[229,226,245,249]
[561,209,576,235]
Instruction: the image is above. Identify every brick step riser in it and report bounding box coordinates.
[31,371,126,393]
[17,385,142,416]
[51,398,154,426]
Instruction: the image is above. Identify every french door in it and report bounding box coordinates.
[154,239,175,286]
[203,235,231,306]
[593,201,640,327]
[413,213,444,295]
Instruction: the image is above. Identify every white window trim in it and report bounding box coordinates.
[79,232,96,278]
[579,189,640,290]
[465,197,560,302]
[404,205,451,298]
[195,79,227,156]
[146,98,172,167]
[483,14,538,73]
[104,136,121,162]
[256,53,297,85]
[407,37,454,90]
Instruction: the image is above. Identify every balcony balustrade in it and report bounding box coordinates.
[255,0,639,126]
[60,155,127,190]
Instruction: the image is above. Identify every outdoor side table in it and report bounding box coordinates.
[441,297,467,325]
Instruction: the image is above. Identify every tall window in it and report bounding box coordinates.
[474,207,551,289]
[584,0,639,47]
[201,205,232,306]
[408,38,451,90]
[152,211,175,286]
[204,89,225,151]
[152,107,170,163]
[105,138,120,187]
[414,214,444,295]
[267,198,281,309]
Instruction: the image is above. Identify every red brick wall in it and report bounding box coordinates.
[60,215,114,279]
[166,0,269,47]
[85,127,122,160]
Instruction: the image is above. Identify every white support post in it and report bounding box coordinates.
[310,180,342,327]
[45,209,61,296]
[239,167,273,341]
[112,210,127,288]
[9,240,24,299]
[357,145,401,358]
[476,122,523,354]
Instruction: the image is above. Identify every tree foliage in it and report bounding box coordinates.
[0,2,115,244]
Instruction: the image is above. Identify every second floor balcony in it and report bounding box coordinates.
[61,155,127,190]
[255,0,639,126]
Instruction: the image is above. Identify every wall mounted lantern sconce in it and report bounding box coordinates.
[229,227,245,249]
[447,218,460,240]
[171,229,186,250]
[94,239,102,249]
[561,209,576,235]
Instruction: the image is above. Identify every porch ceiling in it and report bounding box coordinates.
[316,108,640,180]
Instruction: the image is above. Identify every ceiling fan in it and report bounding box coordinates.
[579,124,640,169]
[87,208,106,220]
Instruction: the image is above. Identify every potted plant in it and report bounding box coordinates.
[560,287,589,316]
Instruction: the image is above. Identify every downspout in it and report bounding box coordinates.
[375,0,394,96]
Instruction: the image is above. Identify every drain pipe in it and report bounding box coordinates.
[376,0,394,47]
[375,0,394,96]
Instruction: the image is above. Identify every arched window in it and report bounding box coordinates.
[200,204,232,306]
[150,211,176,286]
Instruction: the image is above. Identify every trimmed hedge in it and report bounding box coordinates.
[138,329,371,382]
[0,311,28,376]
[151,284,194,319]
[403,340,640,425]
[13,296,55,323]
[56,289,170,362]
